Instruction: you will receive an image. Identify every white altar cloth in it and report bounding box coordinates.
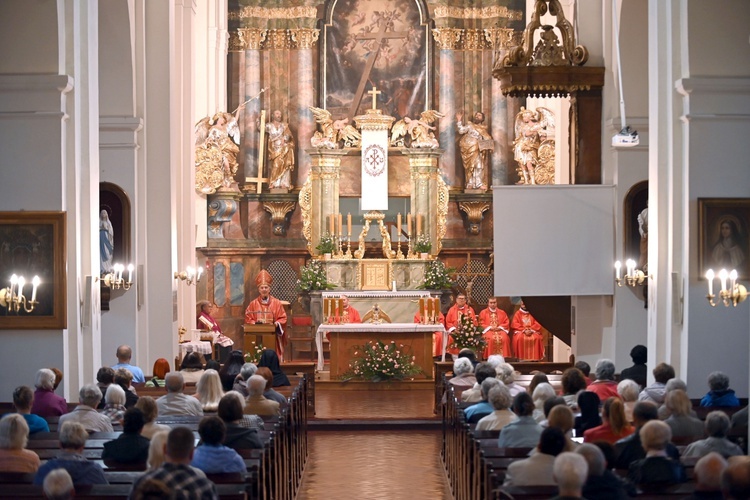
[316,322,446,371]
[179,340,213,357]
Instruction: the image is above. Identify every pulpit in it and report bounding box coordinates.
[243,323,276,353]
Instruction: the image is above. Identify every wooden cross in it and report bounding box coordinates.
[367,87,381,110]
[245,176,268,194]
[349,21,408,120]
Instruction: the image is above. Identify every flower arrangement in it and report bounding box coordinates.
[450,313,487,352]
[244,342,266,364]
[418,260,456,290]
[296,260,336,292]
[414,234,432,253]
[315,232,336,255]
[343,340,422,382]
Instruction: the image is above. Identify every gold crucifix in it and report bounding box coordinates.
[368,87,381,110]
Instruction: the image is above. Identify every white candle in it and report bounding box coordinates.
[626,259,635,278]
[187,266,194,280]
[719,268,728,292]
[127,264,134,283]
[31,276,40,302]
[197,266,203,282]
[9,274,17,300]
[706,269,714,296]
[17,276,25,299]
[730,269,738,293]
[118,264,124,281]
[614,261,621,280]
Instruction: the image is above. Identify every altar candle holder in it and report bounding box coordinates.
[419,298,426,324]
[323,298,331,325]
[345,237,352,259]
[336,236,344,258]
[396,234,404,260]
[426,297,433,324]
[432,297,440,324]
[407,235,415,259]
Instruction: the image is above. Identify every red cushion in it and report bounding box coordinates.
[291,316,313,326]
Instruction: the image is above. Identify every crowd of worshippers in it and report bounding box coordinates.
[445,345,750,498]
[0,343,292,498]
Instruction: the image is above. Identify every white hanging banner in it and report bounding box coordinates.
[360,128,389,210]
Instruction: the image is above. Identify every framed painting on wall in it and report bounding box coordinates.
[0,211,67,329]
[698,198,750,279]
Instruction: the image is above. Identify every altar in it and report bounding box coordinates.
[316,323,444,378]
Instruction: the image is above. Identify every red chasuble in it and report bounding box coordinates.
[445,304,477,355]
[510,309,544,360]
[414,311,446,357]
[325,305,362,342]
[479,308,511,358]
[245,296,288,358]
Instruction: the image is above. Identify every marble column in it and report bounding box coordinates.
[433,28,462,190]
[290,28,320,187]
[239,28,267,182]
[485,28,515,186]
[305,149,346,256]
[403,148,445,256]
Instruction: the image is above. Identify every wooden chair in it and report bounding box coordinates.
[287,315,315,361]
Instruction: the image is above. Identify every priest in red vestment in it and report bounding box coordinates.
[244,270,288,360]
[413,310,446,357]
[325,295,362,342]
[197,300,234,362]
[479,297,511,358]
[511,301,545,360]
[445,293,477,356]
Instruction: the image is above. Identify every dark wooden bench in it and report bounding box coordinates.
[0,483,247,499]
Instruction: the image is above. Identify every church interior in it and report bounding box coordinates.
[0,0,749,497]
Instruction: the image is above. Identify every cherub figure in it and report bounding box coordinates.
[334,118,361,148]
[309,107,338,149]
[390,110,443,148]
[513,106,555,185]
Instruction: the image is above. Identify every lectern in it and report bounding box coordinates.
[243,323,276,353]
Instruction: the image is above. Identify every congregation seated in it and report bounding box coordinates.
[31,368,68,418]
[531,382,556,423]
[112,344,145,384]
[721,457,750,499]
[244,374,280,416]
[34,421,108,486]
[205,359,221,372]
[96,366,115,409]
[586,359,619,402]
[258,349,290,387]
[114,367,139,408]
[256,367,288,407]
[683,411,743,458]
[686,452,726,500]
[576,444,629,500]
[730,405,748,429]
[180,352,206,385]
[574,361,592,386]
[658,378,695,419]
[443,357,475,403]
[130,427,217,498]
[156,372,204,417]
[700,371,740,407]
[232,362,257,397]
[12,385,49,434]
[616,379,639,424]
[560,367,587,411]
[0,413,40,473]
[146,431,169,470]
[539,396,566,428]
[496,363,525,397]
[476,383,514,431]
[217,392,263,450]
[574,391,601,437]
[145,358,170,388]
[135,396,170,439]
[498,392,543,448]
[464,378,501,424]
[526,373,550,397]
[59,383,113,433]
[503,427,567,487]
[664,389,705,441]
[639,362,675,405]
[102,407,150,466]
[219,350,245,392]
[191,416,246,474]
[627,420,686,489]
[552,452,588,500]
[619,344,648,389]
[223,391,263,430]
[460,362,495,404]
[584,397,634,445]
[194,369,224,412]
[613,401,680,470]
[547,405,578,452]
[43,468,74,500]
[101,383,127,425]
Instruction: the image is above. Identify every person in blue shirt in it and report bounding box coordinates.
[463,378,501,424]
[34,421,108,486]
[13,385,49,434]
[700,371,740,407]
[112,344,145,384]
[191,416,246,474]
[498,392,543,448]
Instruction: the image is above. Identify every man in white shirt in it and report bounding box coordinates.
[58,384,114,433]
[156,372,204,417]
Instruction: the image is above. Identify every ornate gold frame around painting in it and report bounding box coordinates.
[698,198,750,279]
[0,211,67,329]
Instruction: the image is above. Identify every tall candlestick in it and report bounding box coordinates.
[347,213,352,236]
[416,213,422,235]
[31,276,40,302]
[338,213,343,238]
[407,213,412,236]
[397,213,401,235]
[419,298,426,322]
[706,269,714,296]
[17,276,25,299]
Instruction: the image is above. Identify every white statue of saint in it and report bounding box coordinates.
[100,209,114,274]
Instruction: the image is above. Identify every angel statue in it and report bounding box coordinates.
[390,110,444,148]
[309,107,361,148]
[194,105,244,194]
[513,106,556,185]
[456,111,494,191]
[333,117,361,148]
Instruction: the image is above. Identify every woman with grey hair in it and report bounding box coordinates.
[587,359,620,401]
[443,357,476,403]
[657,378,696,419]
[700,371,740,407]
[102,384,127,424]
[0,414,40,472]
[30,368,69,418]
[477,384,515,431]
[496,363,524,397]
[233,362,258,397]
[627,420,686,487]
[532,382,557,423]
[617,378,640,423]
[682,411,743,458]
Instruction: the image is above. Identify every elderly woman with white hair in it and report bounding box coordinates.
[101,383,127,424]
[232,362,258,397]
[496,362,524,397]
[532,382,557,423]
[476,384,515,431]
[30,368,69,418]
[700,371,740,407]
[682,411,743,458]
[587,359,620,401]
[442,357,476,404]
[0,414,40,472]
[617,378,640,423]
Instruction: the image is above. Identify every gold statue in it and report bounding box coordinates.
[264,110,296,190]
[309,106,361,149]
[513,106,555,185]
[390,110,444,148]
[456,111,494,191]
[194,105,244,194]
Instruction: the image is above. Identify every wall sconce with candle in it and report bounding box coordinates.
[705,268,748,307]
[0,274,41,313]
[174,266,203,286]
[614,259,647,287]
[101,263,134,291]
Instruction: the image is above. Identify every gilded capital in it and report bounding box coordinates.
[266,29,291,50]
[484,28,516,50]
[432,28,462,50]
[290,28,320,49]
[463,29,489,50]
[234,28,267,51]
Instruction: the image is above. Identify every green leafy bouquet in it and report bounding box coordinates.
[315,232,336,254]
[414,234,432,253]
[297,260,336,292]
[418,260,455,290]
[244,342,266,364]
[450,313,487,352]
[343,340,422,382]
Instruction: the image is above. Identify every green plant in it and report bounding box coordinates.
[296,260,336,292]
[414,234,432,253]
[244,342,266,364]
[418,260,455,290]
[315,232,336,254]
[342,340,422,382]
[449,313,487,352]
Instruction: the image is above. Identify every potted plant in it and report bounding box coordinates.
[315,232,336,259]
[414,235,432,259]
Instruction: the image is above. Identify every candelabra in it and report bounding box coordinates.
[102,263,135,290]
[0,274,41,313]
[174,266,203,286]
[705,268,748,307]
[345,236,352,259]
[614,259,646,287]
[396,234,404,259]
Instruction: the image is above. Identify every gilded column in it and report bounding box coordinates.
[238,28,267,183]
[486,28,515,186]
[433,28,462,190]
[290,28,320,186]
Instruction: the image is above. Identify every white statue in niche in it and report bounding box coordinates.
[100,209,114,275]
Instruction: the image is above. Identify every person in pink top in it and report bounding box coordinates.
[30,368,68,418]
[586,359,621,401]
